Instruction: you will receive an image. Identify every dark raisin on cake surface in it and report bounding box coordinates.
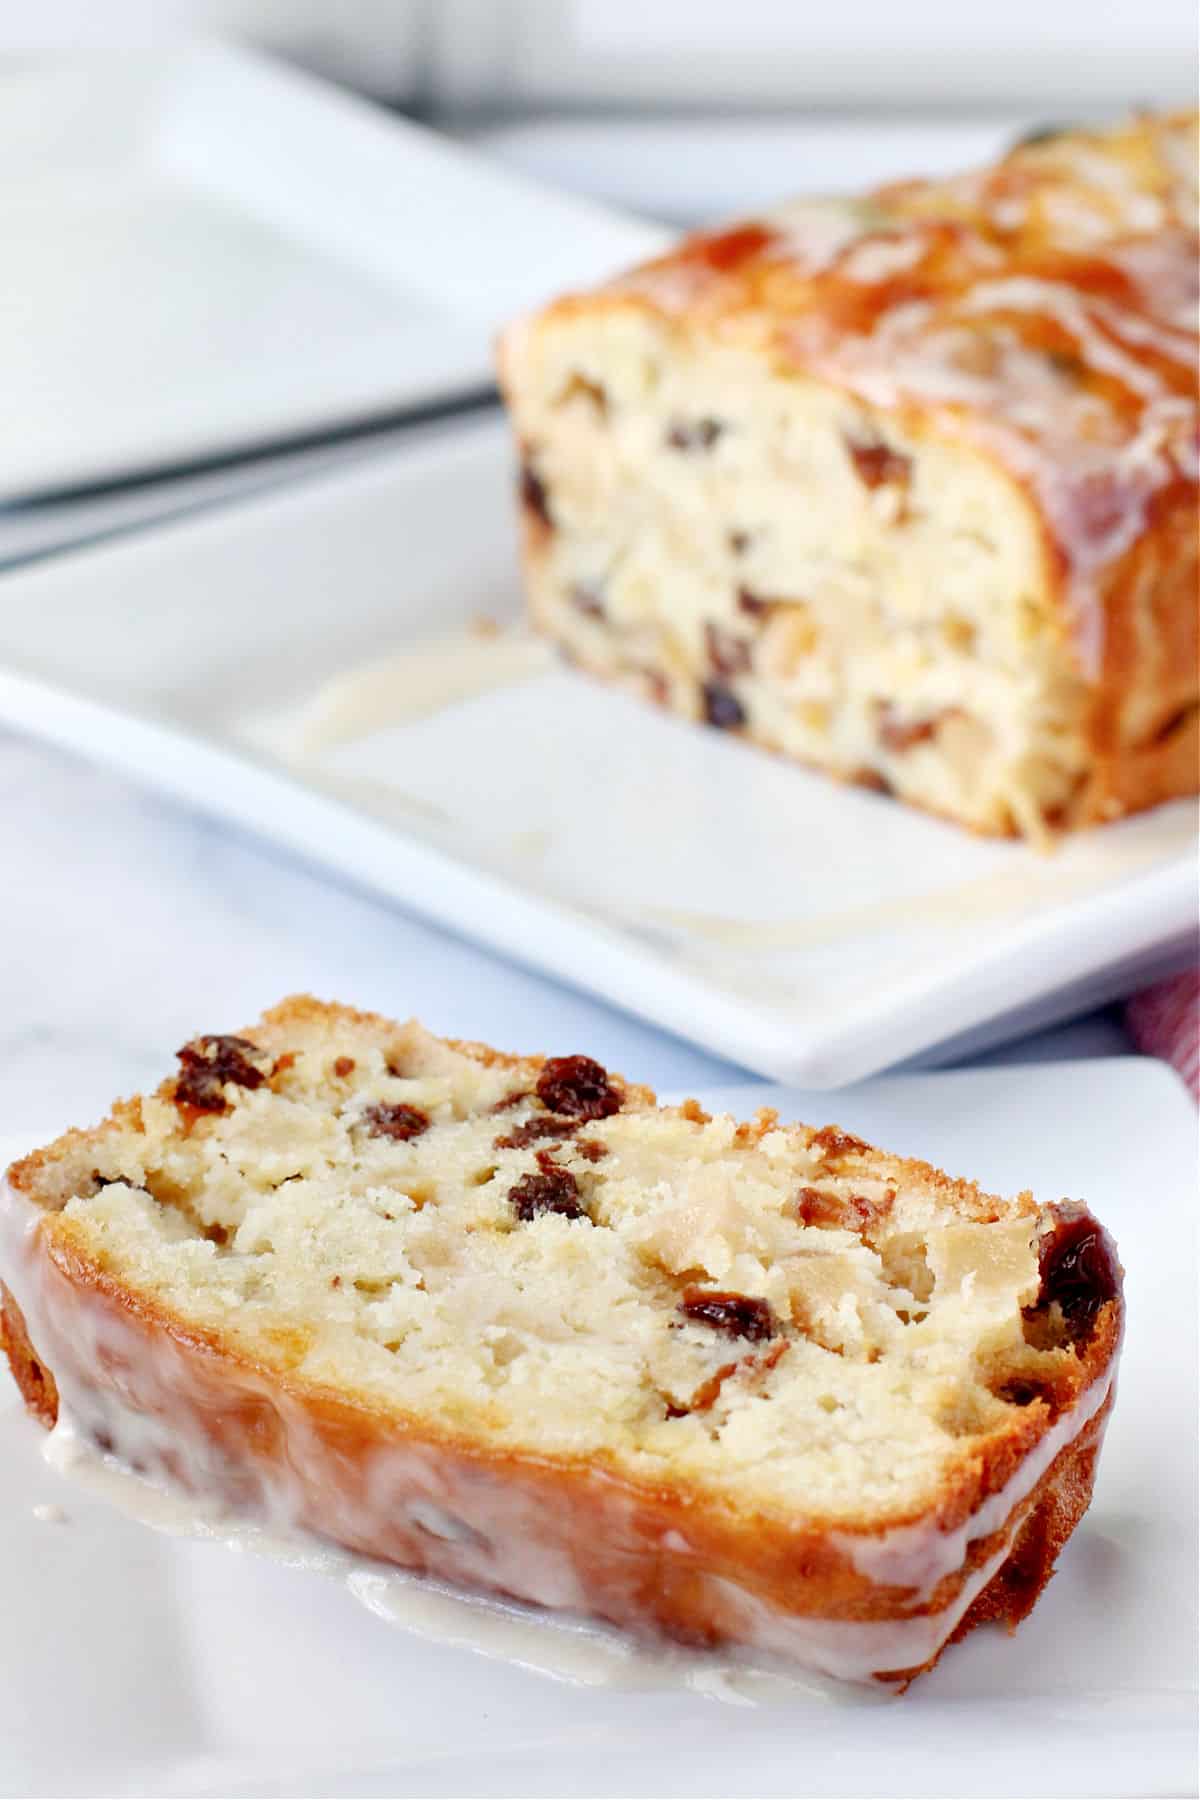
[494,1117,581,1151]
[810,1126,869,1160]
[519,461,553,528]
[1026,1211,1120,1345]
[362,1103,431,1142]
[174,1036,268,1113]
[702,681,746,730]
[794,1187,892,1234]
[844,435,912,492]
[665,417,724,452]
[569,582,606,619]
[679,1288,776,1341]
[536,1056,621,1120]
[508,1162,588,1222]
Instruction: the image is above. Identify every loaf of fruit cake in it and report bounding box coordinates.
[498,111,1199,840]
[0,997,1123,1686]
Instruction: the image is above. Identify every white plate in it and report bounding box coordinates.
[0,1055,1195,1799]
[0,416,1194,1088]
[0,42,666,500]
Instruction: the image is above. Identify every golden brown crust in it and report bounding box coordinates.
[0,1282,58,1428]
[1071,478,1199,827]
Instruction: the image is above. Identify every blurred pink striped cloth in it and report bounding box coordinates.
[1126,969,1200,1101]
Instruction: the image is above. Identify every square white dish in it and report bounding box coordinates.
[0,1055,1195,1799]
[0,42,666,499]
[0,415,1194,1087]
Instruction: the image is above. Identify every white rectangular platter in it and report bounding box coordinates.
[0,43,666,498]
[0,415,1194,1086]
[0,1056,1194,1798]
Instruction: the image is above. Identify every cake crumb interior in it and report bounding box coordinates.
[36,1010,1086,1522]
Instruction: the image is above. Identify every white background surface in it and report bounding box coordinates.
[0,1058,1195,1799]
[467,0,1196,110]
[9,1,1193,110]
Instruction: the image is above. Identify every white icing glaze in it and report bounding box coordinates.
[0,1176,1109,1691]
[959,277,1175,400]
[1106,236,1200,335]
[39,1404,884,1706]
[615,806,1196,953]
[295,631,554,755]
[831,1363,1114,1599]
[766,198,877,272]
[710,1537,1016,1681]
[838,233,930,286]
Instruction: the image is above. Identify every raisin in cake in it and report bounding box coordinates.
[0,997,1123,1686]
[498,112,1198,840]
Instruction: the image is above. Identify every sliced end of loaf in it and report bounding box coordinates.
[497,112,1199,840]
[501,308,1094,840]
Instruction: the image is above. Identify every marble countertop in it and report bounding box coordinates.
[1,726,1134,1152]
